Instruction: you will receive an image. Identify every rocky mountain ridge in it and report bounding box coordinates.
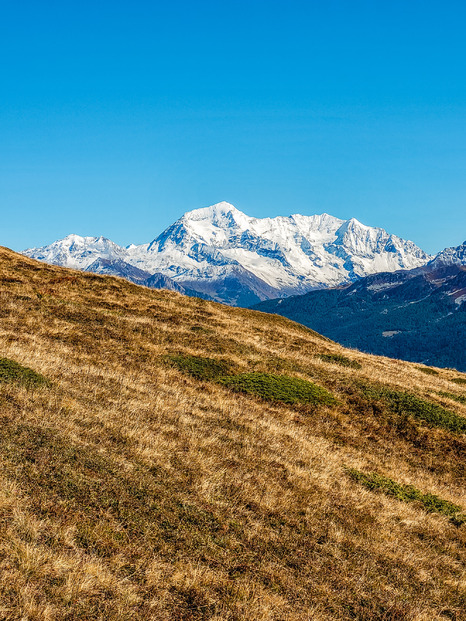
[23,202,432,305]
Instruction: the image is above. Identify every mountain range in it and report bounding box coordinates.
[23,202,431,305]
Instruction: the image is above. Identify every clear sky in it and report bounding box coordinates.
[1,0,465,254]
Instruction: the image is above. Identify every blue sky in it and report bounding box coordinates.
[1,0,465,254]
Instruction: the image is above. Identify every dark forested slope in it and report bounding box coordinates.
[253,265,466,371]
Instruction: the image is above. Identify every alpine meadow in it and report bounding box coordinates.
[0,246,465,620]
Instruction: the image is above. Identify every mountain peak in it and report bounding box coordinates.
[23,233,127,270]
[57,234,113,246]
[347,216,366,228]
[430,240,466,267]
[337,217,370,233]
[184,201,242,220]
[180,202,252,235]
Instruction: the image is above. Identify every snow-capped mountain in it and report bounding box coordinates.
[127,202,430,302]
[429,240,466,267]
[23,202,431,305]
[25,234,127,270]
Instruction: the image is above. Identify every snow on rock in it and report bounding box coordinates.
[23,234,127,270]
[124,202,430,293]
[429,240,466,267]
[23,202,432,304]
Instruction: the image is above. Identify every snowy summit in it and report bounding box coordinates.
[24,202,431,305]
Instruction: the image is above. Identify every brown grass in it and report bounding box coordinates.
[0,246,465,620]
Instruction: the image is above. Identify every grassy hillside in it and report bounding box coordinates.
[0,246,465,620]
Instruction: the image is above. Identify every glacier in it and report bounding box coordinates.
[23,201,432,305]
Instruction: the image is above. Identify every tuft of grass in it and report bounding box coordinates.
[438,391,466,405]
[318,353,362,370]
[218,372,337,407]
[346,468,465,526]
[362,385,466,434]
[166,354,234,381]
[451,377,466,386]
[189,325,213,334]
[416,366,439,376]
[0,357,50,389]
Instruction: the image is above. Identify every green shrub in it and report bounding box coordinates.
[168,356,337,408]
[451,377,466,386]
[362,385,466,434]
[0,357,50,389]
[167,355,233,381]
[189,325,213,334]
[346,468,465,526]
[318,353,362,369]
[218,372,337,407]
[438,391,466,405]
[416,366,439,376]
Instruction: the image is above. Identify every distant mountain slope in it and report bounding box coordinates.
[144,272,213,300]
[429,239,466,267]
[253,263,466,371]
[23,202,430,305]
[83,258,214,300]
[85,258,152,283]
[25,234,127,269]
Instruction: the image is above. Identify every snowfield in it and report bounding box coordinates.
[24,201,432,304]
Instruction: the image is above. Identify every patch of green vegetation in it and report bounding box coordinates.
[451,377,466,386]
[189,325,213,334]
[218,372,337,407]
[438,391,466,405]
[346,468,465,526]
[318,353,362,370]
[167,354,234,381]
[0,357,50,389]
[416,366,439,376]
[362,385,466,434]
[167,355,337,408]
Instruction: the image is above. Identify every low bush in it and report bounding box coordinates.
[0,357,50,389]
[346,468,465,526]
[166,354,233,381]
[218,372,337,406]
[451,377,466,386]
[318,353,362,369]
[189,325,213,334]
[167,356,337,408]
[438,391,466,405]
[362,385,466,434]
[416,366,439,376]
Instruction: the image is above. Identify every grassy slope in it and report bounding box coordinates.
[0,246,465,621]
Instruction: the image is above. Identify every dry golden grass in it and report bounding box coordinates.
[0,245,465,620]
